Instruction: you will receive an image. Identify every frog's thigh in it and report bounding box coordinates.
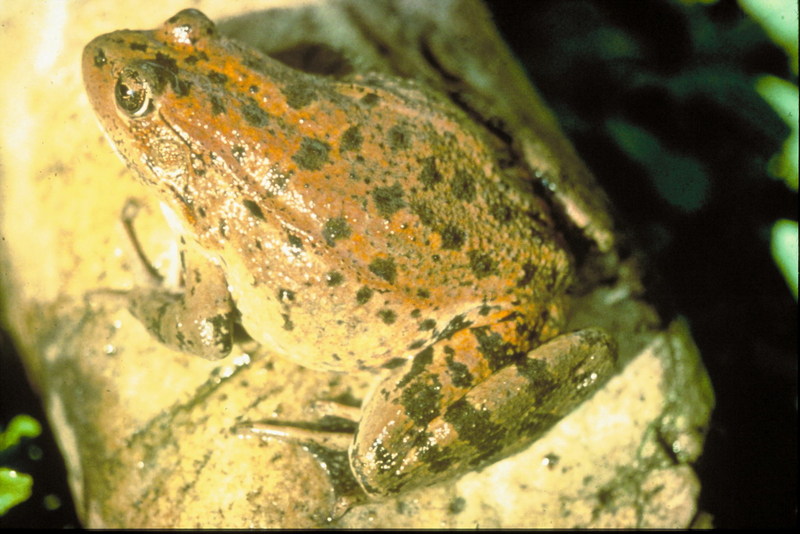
[127,246,235,359]
[351,328,616,496]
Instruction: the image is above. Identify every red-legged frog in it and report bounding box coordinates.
[82,9,616,497]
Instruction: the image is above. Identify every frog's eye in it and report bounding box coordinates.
[115,68,154,118]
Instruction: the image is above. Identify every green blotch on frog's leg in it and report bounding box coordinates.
[350,328,615,497]
[443,347,473,388]
[400,377,443,426]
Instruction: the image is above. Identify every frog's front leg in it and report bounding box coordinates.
[116,201,236,360]
[124,242,236,360]
[351,323,616,497]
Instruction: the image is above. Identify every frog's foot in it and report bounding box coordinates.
[239,419,354,452]
[350,327,616,497]
[236,415,366,511]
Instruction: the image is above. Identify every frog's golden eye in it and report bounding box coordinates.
[115,68,154,118]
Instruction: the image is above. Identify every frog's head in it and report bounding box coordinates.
[81,10,224,223]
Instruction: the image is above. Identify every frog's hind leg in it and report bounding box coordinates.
[350,324,616,497]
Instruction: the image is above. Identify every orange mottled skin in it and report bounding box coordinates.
[82,9,615,497]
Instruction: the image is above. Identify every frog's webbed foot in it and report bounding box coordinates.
[351,327,616,497]
[236,392,360,453]
[95,198,237,360]
[239,414,356,452]
[236,411,366,512]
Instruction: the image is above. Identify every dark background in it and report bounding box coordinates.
[1,0,796,527]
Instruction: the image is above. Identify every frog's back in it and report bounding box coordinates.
[82,9,574,371]
[215,74,576,370]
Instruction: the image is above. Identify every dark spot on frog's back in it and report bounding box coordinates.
[340,125,363,153]
[368,257,397,284]
[243,199,265,221]
[210,94,226,115]
[325,271,344,286]
[378,309,397,325]
[407,339,427,350]
[418,157,443,188]
[286,231,303,251]
[232,145,245,163]
[419,318,436,331]
[292,137,331,171]
[322,217,351,246]
[451,169,476,202]
[281,81,317,109]
[129,42,147,52]
[410,200,436,227]
[241,97,271,127]
[356,286,373,304]
[371,183,406,219]
[184,52,210,66]
[439,224,466,251]
[152,53,179,82]
[382,357,407,370]
[517,262,537,287]
[207,70,228,85]
[467,250,497,279]
[489,201,513,224]
[361,92,380,106]
[387,124,412,151]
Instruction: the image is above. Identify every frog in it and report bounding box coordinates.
[81,9,616,498]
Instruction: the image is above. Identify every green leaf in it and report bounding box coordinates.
[0,415,42,451]
[771,219,798,300]
[755,75,799,191]
[0,468,33,516]
[606,118,710,212]
[739,0,798,74]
